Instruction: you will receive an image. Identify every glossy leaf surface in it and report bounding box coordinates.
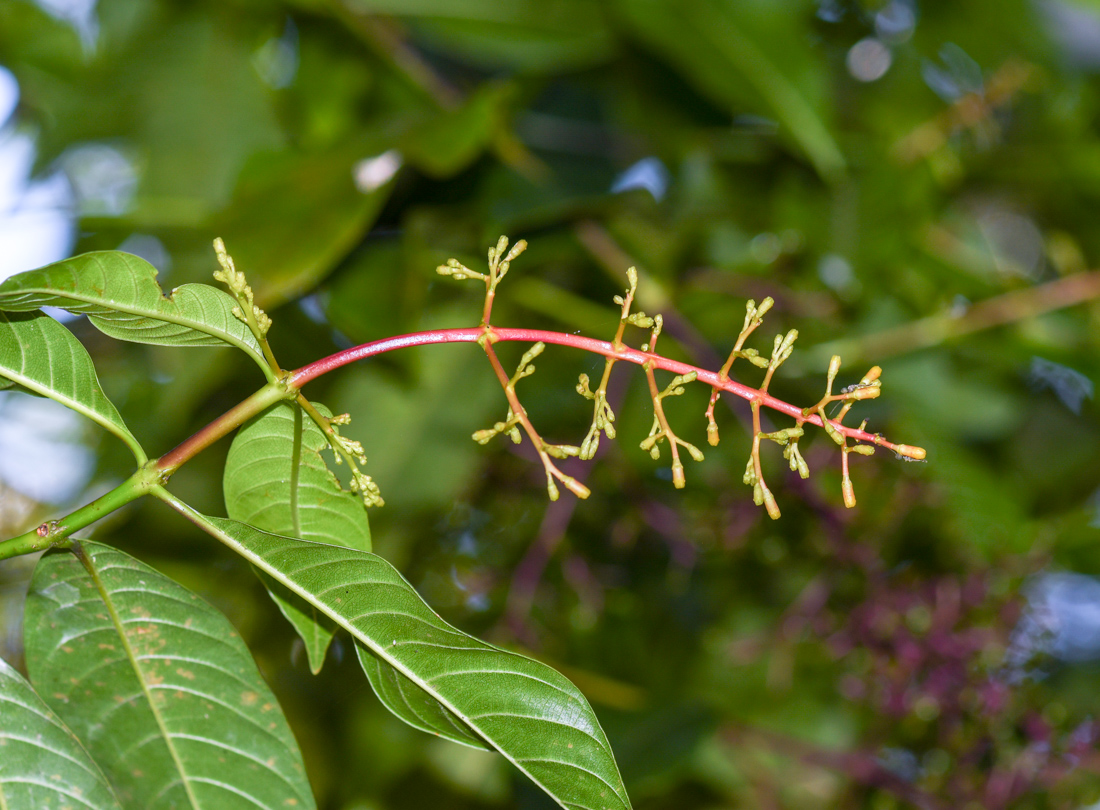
[224,400,372,672]
[0,656,123,810]
[0,311,145,462]
[24,542,315,810]
[188,512,631,810]
[0,252,269,374]
[355,642,487,749]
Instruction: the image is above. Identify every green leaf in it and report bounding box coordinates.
[172,507,632,810]
[329,338,500,509]
[224,401,372,673]
[0,252,271,378]
[402,82,514,177]
[351,0,616,73]
[0,656,123,810]
[617,0,846,182]
[355,643,487,749]
[211,144,396,308]
[23,542,316,810]
[0,311,146,463]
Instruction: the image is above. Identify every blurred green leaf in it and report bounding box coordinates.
[616,0,845,181]
[211,145,396,307]
[354,0,616,73]
[402,82,514,177]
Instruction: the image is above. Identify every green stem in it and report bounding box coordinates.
[0,380,295,558]
[0,466,156,560]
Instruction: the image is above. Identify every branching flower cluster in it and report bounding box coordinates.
[438,237,926,517]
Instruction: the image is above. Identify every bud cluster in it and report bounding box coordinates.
[435,236,926,519]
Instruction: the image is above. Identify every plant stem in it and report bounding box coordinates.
[156,380,293,474]
[806,269,1100,367]
[289,326,910,454]
[0,467,154,560]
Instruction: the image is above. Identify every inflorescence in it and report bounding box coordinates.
[438,236,926,518]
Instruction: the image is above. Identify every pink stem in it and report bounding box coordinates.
[289,326,910,453]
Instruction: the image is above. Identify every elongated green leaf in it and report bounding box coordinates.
[23,542,316,810]
[355,643,486,748]
[176,508,631,810]
[0,252,271,375]
[0,311,146,463]
[224,401,372,672]
[0,657,123,810]
[617,0,845,182]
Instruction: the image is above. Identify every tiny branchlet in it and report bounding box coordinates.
[639,316,705,489]
[437,236,926,518]
[441,240,588,501]
[575,267,650,460]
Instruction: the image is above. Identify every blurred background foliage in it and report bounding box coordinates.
[1,0,1100,807]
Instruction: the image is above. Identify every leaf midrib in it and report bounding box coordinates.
[79,549,203,810]
[1,280,268,373]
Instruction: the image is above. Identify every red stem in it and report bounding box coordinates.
[289,326,910,453]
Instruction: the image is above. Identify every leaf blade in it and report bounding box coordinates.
[23,542,316,810]
[0,311,146,463]
[224,400,372,672]
[356,642,488,749]
[174,507,631,810]
[0,252,271,376]
[0,657,124,810]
